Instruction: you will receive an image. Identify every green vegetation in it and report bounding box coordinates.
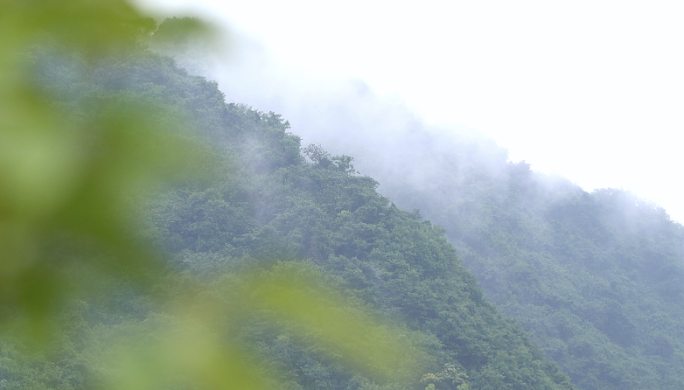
[11,4,681,390]
[0,7,574,389]
[363,130,684,390]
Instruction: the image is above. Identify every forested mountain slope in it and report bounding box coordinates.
[0,25,573,390]
[150,17,684,390]
[351,129,684,390]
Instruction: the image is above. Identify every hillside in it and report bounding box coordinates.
[350,129,684,390]
[149,14,684,390]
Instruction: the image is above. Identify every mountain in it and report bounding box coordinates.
[200,22,684,388]
[154,14,684,390]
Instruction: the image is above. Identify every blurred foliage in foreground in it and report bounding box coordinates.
[0,1,421,389]
[0,0,174,332]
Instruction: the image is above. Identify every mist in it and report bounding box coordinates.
[146,12,683,231]
[138,0,684,227]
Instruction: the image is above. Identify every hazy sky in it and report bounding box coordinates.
[138,0,684,223]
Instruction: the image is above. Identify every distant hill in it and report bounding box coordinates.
[352,127,684,390]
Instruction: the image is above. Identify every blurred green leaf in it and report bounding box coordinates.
[0,0,215,342]
[0,2,420,389]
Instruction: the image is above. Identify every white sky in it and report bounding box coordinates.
[138,0,684,223]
